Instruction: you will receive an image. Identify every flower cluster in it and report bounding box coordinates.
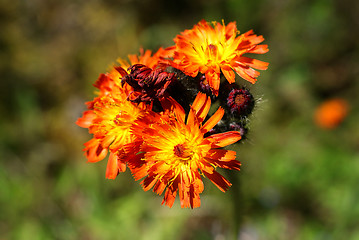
[77,20,268,208]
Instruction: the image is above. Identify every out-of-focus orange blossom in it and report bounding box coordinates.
[314,98,349,129]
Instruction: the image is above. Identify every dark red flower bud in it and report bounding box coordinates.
[227,87,254,116]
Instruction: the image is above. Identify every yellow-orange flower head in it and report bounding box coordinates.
[131,92,242,208]
[172,20,269,95]
[76,71,150,179]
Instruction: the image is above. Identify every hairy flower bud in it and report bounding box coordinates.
[227,87,255,117]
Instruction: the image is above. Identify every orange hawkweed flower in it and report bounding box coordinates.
[131,92,242,208]
[172,20,269,95]
[76,75,151,179]
[314,98,349,129]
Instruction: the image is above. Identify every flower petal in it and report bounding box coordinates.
[205,70,220,96]
[83,138,108,163]
[76,110,96,128]
[191,92,208,113]
[201,107,224,133]
[205,149,241,170]
[106,152,120,179]
[205,131,241,148]
[160,96,185,123]
[162,177,179,208]
[232,65,260,84]
[202,169,231,192]
[235,56,269,71]
[221,65,236,84]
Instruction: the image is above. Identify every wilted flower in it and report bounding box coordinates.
[76,73,151,179]
[121,64,176,103]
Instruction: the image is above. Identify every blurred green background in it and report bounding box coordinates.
[1,0,358,239]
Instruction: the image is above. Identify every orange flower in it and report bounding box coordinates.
[131,92,242,208]
[172,20,269,95]
[314,98,349,129]
[76,75,151,179]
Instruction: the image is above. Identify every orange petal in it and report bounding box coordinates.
[131,164,148,181]
[205,70,220,96]
[240,30,265,46]
[235,56,269,70]
[202,169,231,192]
[189,92,211,124]
[153,181,166,195]
[195,96,211,123]
[141,175,158,192]
[233,65,259,84]
[201,107,224,133]
[205,149,241,170]
[162,178,179,208]
[106,152,119,179]
[160,96,185,123]
[83,138,108,163]
[179,179,190,208]
[205,131,241,148]
[76,110,96,128]
[128,54,139,65]
[248,44,269,54]
[221,65,236,84]
[101,134,116,149]
[187,174,203,208]
[191,92,208,113]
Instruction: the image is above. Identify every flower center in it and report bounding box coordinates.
[235,94,246,106]
[227,88,255,115]
[208,44,217,53]
[173,144,192,160]
[206,43,218,59]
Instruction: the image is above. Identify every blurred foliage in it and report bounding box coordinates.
[1,0,358,239]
